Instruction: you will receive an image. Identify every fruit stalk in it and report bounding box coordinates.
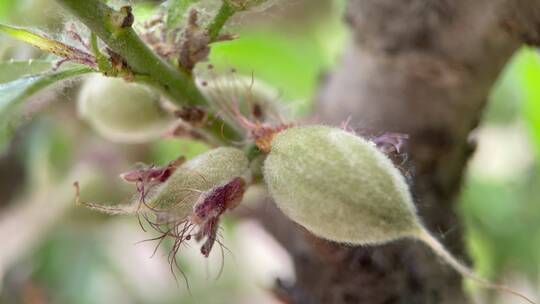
[416,229,536,304]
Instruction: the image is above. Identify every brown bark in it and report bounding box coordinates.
[257,1,540,303]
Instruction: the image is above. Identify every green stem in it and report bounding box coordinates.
[207,2,236,42]
[90,32,111,72]
[56,0,205,107]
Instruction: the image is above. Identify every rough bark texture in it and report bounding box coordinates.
[259,1,540,303]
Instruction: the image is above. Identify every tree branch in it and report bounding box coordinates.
[55,0,246,142]
[56,0,205,106]
[256,0,540,303]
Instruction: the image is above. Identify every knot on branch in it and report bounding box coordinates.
[111,6,134,29]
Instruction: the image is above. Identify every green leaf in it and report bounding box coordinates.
[166,0,199,28]
[0,65,92,151]
[513,48,540,155]
[0,23,69,55]
[0,60,52,84]
[0,65,92,114]
[0,24,95,68]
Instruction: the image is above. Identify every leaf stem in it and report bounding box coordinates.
[207,2,236,42]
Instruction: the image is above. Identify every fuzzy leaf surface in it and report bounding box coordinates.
[0,65,92,151]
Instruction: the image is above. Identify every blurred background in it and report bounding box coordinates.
[0,0,539,303]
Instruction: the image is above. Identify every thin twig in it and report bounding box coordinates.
[207,2,236,42]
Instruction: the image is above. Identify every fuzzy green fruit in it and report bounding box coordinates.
[263,125,535,304]
[78,74,172,143]
[78,147,249,219]
[145,147,249,220]
[264,125,420,244]
[199,75,284,123]
[76,147,250,260]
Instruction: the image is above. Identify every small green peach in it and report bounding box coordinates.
[78,74,172,143]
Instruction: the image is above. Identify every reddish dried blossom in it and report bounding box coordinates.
[191,177,246,257]
[370,132,413,183]
[227,102,291,152]
[371,132,409,155]
[75,155,248,285]
[120,156,186,184]
[133,176,247,283]
[119,156,186,232]
[199,217,219,257]
[192,177,246,223]
[339,121,412,182]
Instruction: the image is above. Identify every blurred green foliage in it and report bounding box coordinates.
[460,47,540,294]
[210,30,327,114]
[0,60,52,84]
[209,1,346,114]
[151,138,209,164]
[517,49,540,157]
[0,1,15,21]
